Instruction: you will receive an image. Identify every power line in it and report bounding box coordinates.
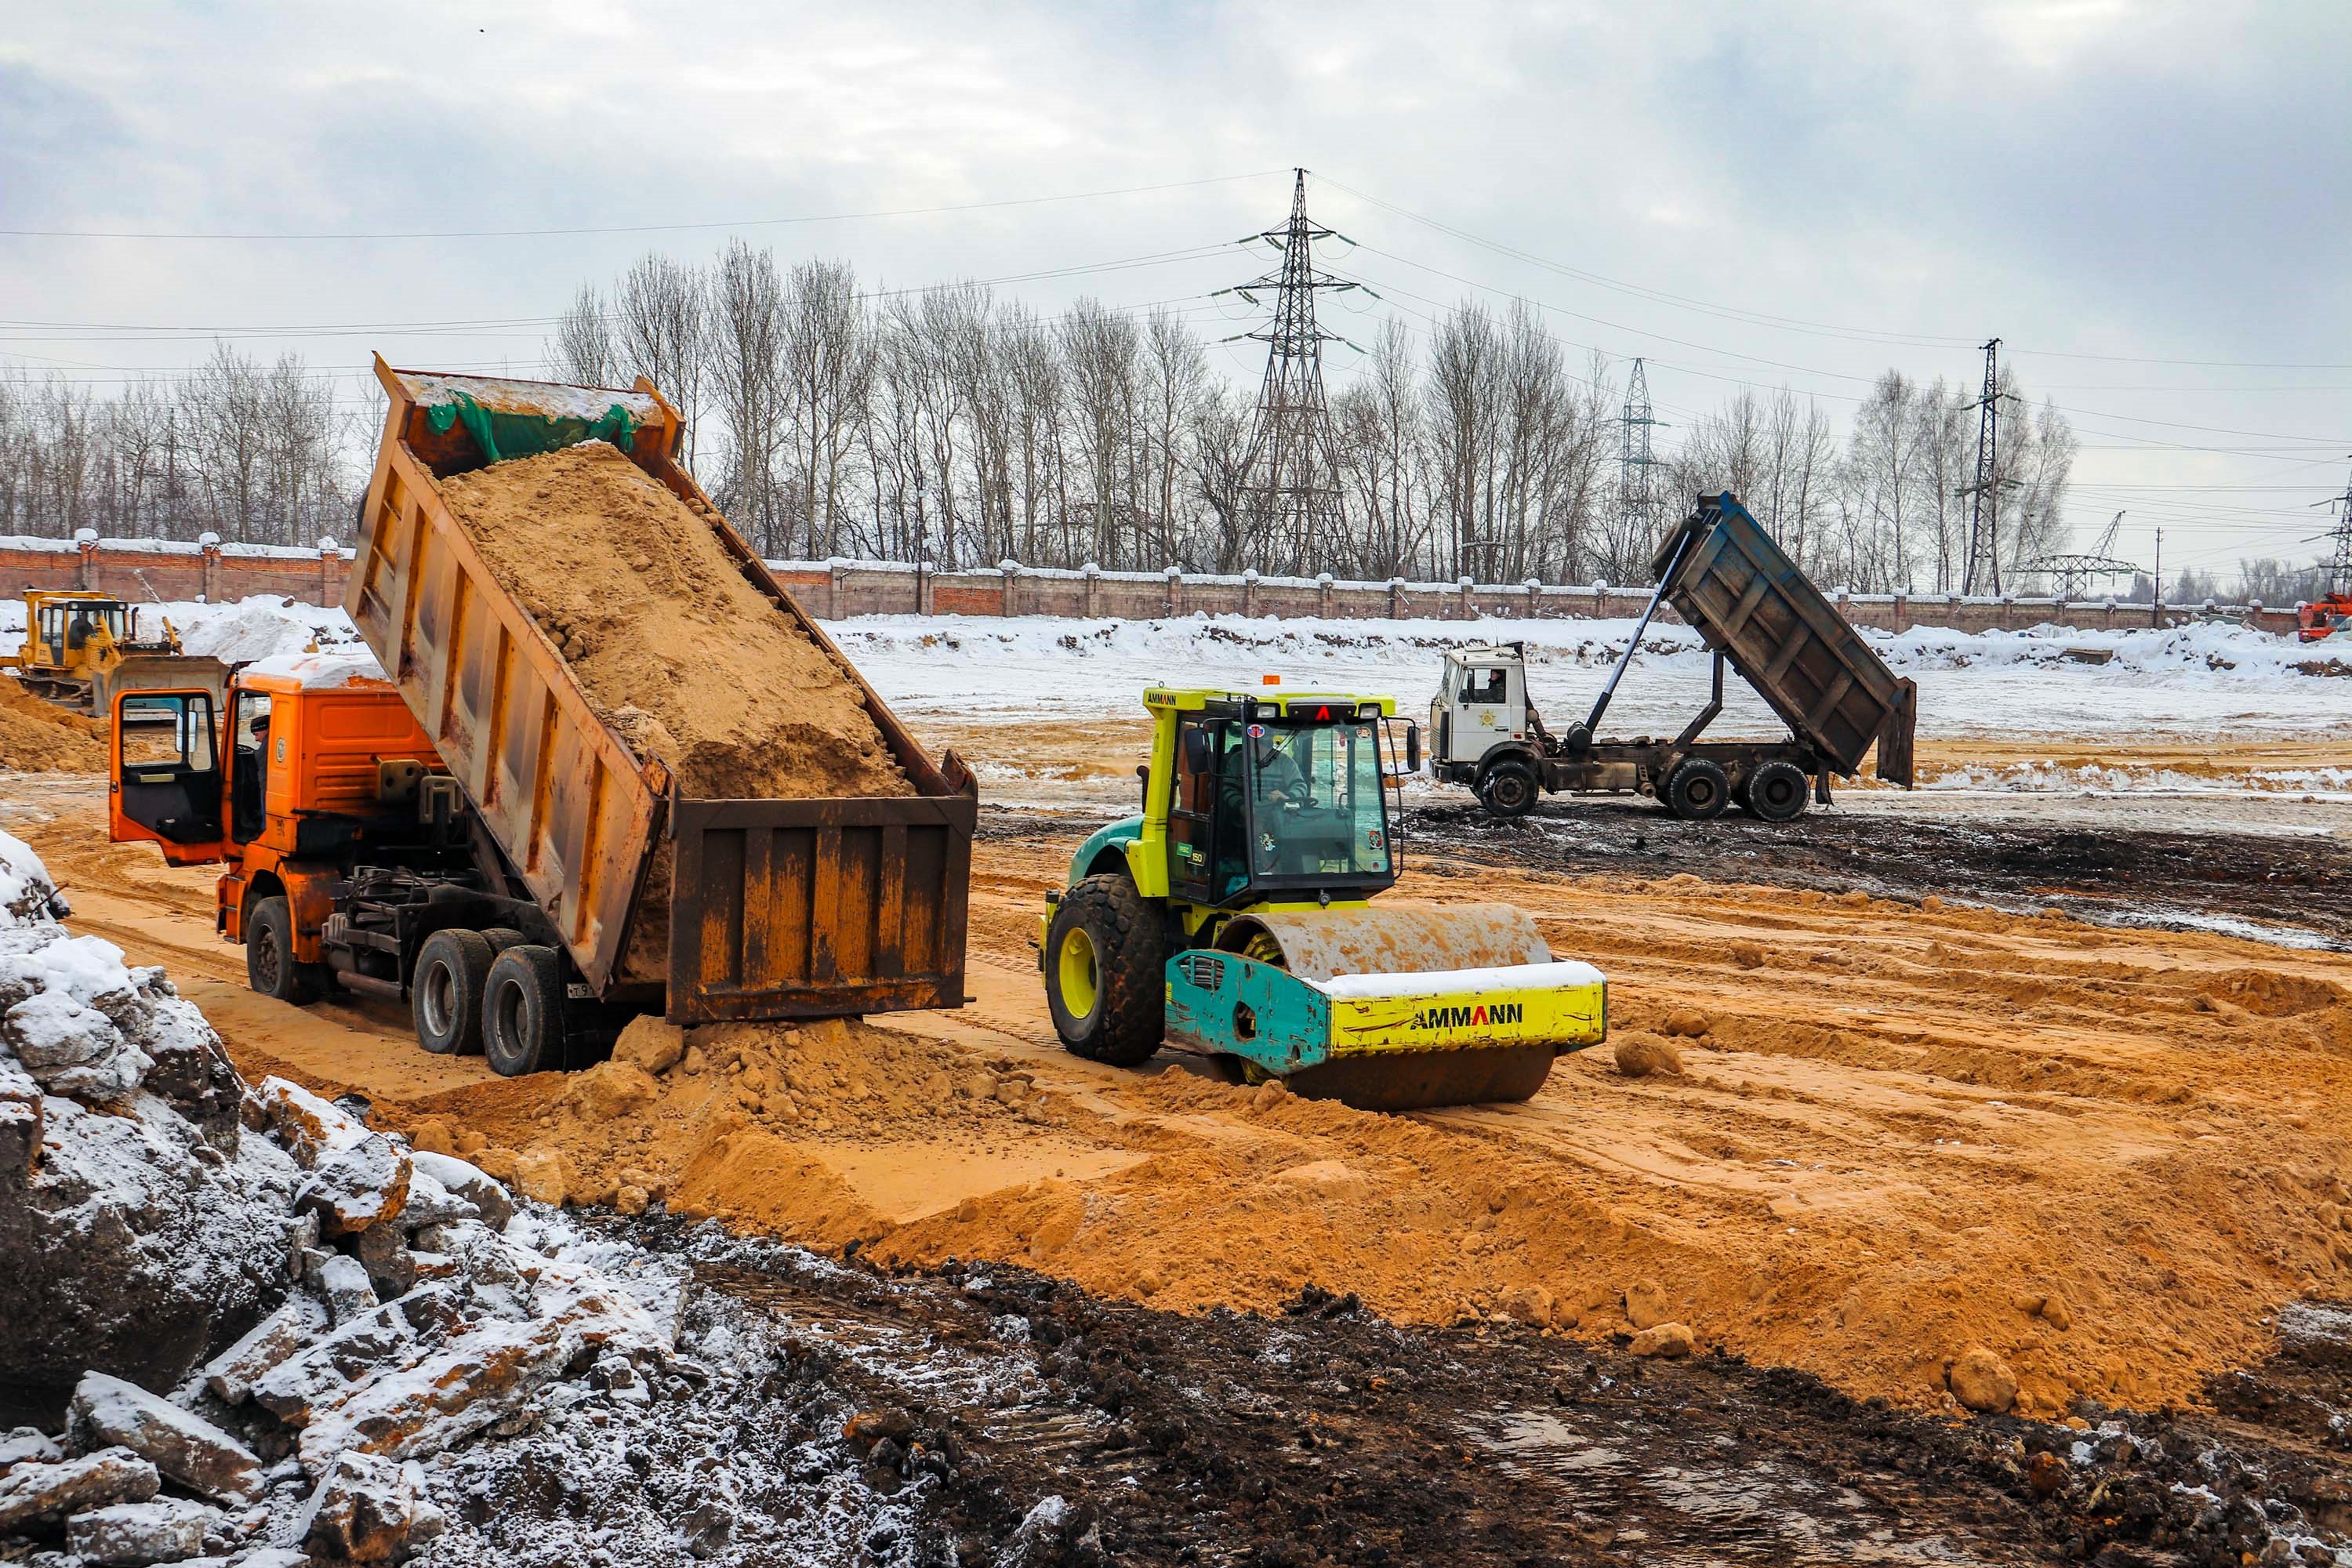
[0,171,1290,241]
[1319,173,2352,372]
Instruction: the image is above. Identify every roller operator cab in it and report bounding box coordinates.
[1038,685,1609,1112]
[107,655,617,1077]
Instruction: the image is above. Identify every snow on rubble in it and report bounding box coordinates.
[0,825,736,1567]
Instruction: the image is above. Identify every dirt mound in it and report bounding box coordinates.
[436,441,909,801]
[390,1015,1093,1253]
[0,677,106,773]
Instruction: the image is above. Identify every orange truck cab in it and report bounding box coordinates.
[108,653,620,1071]
[2299,596,2350,644]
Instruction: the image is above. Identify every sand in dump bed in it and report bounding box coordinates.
[0,675,107,773]
[436,441,911,801]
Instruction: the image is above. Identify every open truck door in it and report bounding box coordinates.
[110,688,227,865]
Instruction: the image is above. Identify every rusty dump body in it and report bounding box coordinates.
[350,360,975,1025]
[1652,493,1918,786]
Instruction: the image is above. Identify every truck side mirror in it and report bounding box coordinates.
[1182,727,1210,775]
[1404,723,1421,773]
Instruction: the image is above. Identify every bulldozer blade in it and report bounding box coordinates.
[1278,1044,1559,1111]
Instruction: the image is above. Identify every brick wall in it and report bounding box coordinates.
[1,534,2303,638]
[2,534,350,611]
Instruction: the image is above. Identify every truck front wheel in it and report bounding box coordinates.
[414,929,495,1054]
[1478,760,1540,818]
[1044,875,1163,1068]
[245,896,325,1004]
[483,945,565,1077]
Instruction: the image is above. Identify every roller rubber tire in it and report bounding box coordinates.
[483,944,566,1078]
[1044,874,1164,1068]
[1742,759,1810,823]
[412,928,495,1055]
[245,896,325,1004]
[1478,760,1540,819]
[1663,757,1731,821]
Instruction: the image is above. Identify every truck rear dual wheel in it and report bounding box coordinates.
[413,930,495,1055]
[483,945,567,1077]
[245,896,329,1004]
[1740,760,1810,823]
[1663,757,1731,821]
[1044,875,1163,1068]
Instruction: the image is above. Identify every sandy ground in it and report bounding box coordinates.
[12,748,2352,1424]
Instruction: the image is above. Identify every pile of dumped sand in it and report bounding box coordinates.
[436,441,910,801]
[391,1013,1080,1254]
[0,677,106,774]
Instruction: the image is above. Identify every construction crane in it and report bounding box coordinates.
[2026,511,2141,600]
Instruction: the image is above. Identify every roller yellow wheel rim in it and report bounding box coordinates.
[1057,925,1101,1020]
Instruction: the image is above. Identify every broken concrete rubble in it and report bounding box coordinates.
[64,1496,217,1566]
[201,1298,329,1406]
[296,1450,445,1564]
[0,853,300,1399]
[0,1449,159,1534]
[295,1133,410,1239]
[66,1372,263,1505]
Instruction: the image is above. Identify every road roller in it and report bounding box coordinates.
[1039,684,1607,1111]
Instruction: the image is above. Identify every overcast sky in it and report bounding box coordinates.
[5,0,2349,575]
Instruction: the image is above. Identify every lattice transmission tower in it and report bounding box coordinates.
[1956,338,2022,595]
[1213,169,1361,559]
[1617,358,1667,570]
[2314,459,2352,597]
[2026,510,2140,599]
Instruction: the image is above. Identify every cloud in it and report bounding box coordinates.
[0,0,2345,561]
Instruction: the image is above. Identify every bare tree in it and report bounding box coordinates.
[550,284,615,387]
[612,252,709,470]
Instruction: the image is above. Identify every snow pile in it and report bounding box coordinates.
[826,612,2352,744]
[0,827,707,1567]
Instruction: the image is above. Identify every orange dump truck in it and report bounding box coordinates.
[110,361,975,1074]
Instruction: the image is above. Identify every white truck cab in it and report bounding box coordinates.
[1429,646,1534,772]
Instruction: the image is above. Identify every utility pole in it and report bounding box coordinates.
[2151,526,2163,627]
[1956,339,2022,596]
[1618,358,1667,571]
[1212,169,1360,568]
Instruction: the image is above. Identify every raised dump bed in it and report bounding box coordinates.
[1653,492,1917,786]
[349,358,975,1024]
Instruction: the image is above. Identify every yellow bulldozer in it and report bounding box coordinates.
[4,591,194,715]
[1039,683,1607,1111]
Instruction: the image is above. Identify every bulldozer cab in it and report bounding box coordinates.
[23,593,129,673]
[1161,692,1401,910]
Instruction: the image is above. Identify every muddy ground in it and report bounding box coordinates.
[10,760,2352,1563]
[1396,796,2352,949]
[558,1221,2352,1566]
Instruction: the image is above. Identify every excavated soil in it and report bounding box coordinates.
[14,764,2352,1427]
[436,441,909,802]
[0,673,106,773]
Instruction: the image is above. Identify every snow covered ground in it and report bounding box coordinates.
[8,596,2343,790]
[826,612,2352,742]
